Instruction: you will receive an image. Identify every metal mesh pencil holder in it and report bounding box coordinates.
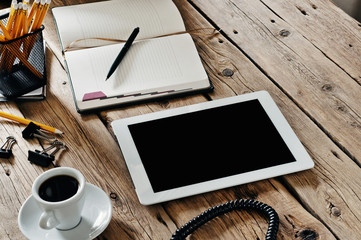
[0,16,46,98]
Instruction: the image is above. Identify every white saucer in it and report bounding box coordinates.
[18,183,112,240]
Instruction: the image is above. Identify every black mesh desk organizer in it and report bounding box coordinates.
[0,14,46,98]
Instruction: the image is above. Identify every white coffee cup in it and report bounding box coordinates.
[32,167,86,230]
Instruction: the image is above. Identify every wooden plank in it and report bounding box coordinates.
[18,48,177,239]
[0,120,42,239]
[0,78,54,238]
[43,0,338,239]
[189,0,361,239]
[44,0,336,239]
[104,1,337,239]
[190,0,361,165]
[262,0,361,83]
[0,1,355,240]
[0,2,47,239]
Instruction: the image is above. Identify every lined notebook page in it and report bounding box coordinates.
[52,0,186,49]
[65,34,208,101]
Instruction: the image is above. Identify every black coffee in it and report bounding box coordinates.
[39,175,79,202]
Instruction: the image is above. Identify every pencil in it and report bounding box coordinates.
[21,4,29,36]
[15,4,28,38]
[35,0,51,30]
[11,3,22,39]
[6,1,18,33]
[23,0,30,7]
[0,21,11,40]
[0,111,64,134]
[28,0,40,28]
[1,1,17,70]
[30,0,45,33]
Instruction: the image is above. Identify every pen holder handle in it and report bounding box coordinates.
[0,16,46,98]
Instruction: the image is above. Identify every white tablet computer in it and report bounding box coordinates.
[111,91,314,205]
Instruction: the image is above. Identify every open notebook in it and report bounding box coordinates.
[52,0,212,113]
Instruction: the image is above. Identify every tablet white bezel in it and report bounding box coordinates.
[111,91,314,205]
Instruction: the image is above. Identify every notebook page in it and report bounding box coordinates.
[64,34,208,102]
[52,0,186,49]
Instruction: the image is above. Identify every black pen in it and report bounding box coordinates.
[105,27,140,81]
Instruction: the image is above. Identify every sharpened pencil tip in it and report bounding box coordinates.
[55,129,64,134]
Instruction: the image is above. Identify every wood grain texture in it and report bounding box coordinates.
[190,0,361,165]
[190,0,361,239]
[104,0,338,239]
[0,0,360,239]
[262,0,361,82]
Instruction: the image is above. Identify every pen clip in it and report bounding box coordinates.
[28,140,66,167]
[40,140,66,156]
[0,136,16,159]
[22,122,55,142]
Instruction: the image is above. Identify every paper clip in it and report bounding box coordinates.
[28,140,66,167]
[22,122,56,142]
[0,136,16,159]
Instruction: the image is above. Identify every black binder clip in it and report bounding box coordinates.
[22,122,55,142]
[0,136,16,159]
[28,140,66,167]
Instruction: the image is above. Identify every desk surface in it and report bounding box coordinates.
[0,0,360,239]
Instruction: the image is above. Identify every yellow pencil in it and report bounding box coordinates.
[0,21,11,40]
[6,1,18,33]
[0,111,64,134]
[21,3,29,36]
[6,3,23,72]
[11,4,22,39]
[35,0,51,29]
[27,0,40,32]
[23,0,30,7]
[0,1,16,70]
[15,4,27,38]
[30,0,45,33]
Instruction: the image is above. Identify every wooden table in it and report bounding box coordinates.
[1,0,360,239]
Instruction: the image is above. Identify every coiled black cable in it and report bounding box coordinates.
[170,199,279,240]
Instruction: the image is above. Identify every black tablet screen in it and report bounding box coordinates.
[128,99,296,192]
